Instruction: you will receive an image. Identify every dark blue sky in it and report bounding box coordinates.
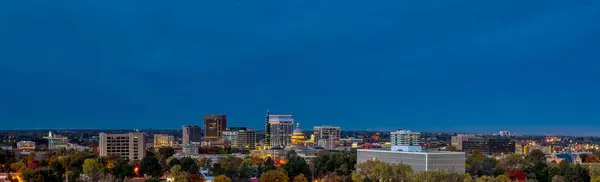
[1,0,600,135]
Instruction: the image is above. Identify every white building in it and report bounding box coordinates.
[390,130,422,152]
[17,141,35,150]
[499,131,512,137]
[99,132,147,161]
[357,149,466,172]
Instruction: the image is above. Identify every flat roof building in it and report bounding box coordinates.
[153,134,175,149]
[17,141,35,151]
[182,125,202,144]
[204,115,227,142]
[314,126,341,150]
[99,132,147,161]
[357,149,466,172]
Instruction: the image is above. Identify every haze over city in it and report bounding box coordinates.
[1,0,600,136]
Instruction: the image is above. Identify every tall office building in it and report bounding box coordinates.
[264,111,271,149]
[314,126,341,149]
[239,129,257,150]
[204,114,227,142]
[153,134,175,148]
[268,114,294,147]
[390,129,422,152]
[223,127,256,150]
[182,125,202,144]
[99,132,147,161]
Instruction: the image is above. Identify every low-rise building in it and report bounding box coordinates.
[45,131,68,150]
[153,134,175,148]
[357,149,466,172]
[17,141,35,151]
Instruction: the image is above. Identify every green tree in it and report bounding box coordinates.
[141,156,163,178]
[564,164,590,182]
[293,174,308,182]
[466,151,497,177]
[526,149,547,164]
[170,165,187,182]
[260,169,289,182]
[352,160,412,182]
[82,158,105,182]
[109,158,134,181]
[446,145,459,152]
[180,157,199,174]
[167,157,180,170]
[158,147,175,159]
[283,152,311,181]
[214,174,232,182]
[524,161,549,182]
[499,154,525,171]
[238,158,258,179]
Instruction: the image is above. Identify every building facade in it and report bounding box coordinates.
[390,130,422,152]
[313,126,341,150]
[204,114,227,142]
[357,149,466,172]
[99,132,147,161]
[451,134,477,151]
[269,115,294,148]
[222,130,239,148]
[238,129,256,150]
[182,125,203,144]
[153,134,175,148]
[45,131,68,150]
[17,141,36,151]
[462,138,516,155]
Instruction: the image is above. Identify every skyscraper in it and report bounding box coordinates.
[264,111,271,149]
[204,114,227,142]
[268,114,294,147]
[313,126,341,149]
[182,125,202,144]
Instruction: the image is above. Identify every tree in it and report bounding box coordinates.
[352,160,412,182]
[507,169,528,182]
[141,156,163,178]
[524,160,549,182]
[283,153,311,181]
[526,149,546,164]
[180,157,199,174]
[586,156,600,163]
[10,161,27,173]
[564,164,590,182]
[445,145,458,151]
[170,165,187,182]
[167,157,180,170]
[82,158,105,182]
[238,158,258,179]
[158,147,175,159]
[293,174,308,182]
[260,169,289,182]
[214,174,232,182]
[466,151,497,177]
[552,175,566,182]
[264,157,276,171]
[499,154,525,171]
[109,158,134,181]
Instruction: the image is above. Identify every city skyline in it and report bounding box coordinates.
[1,0,600,135]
